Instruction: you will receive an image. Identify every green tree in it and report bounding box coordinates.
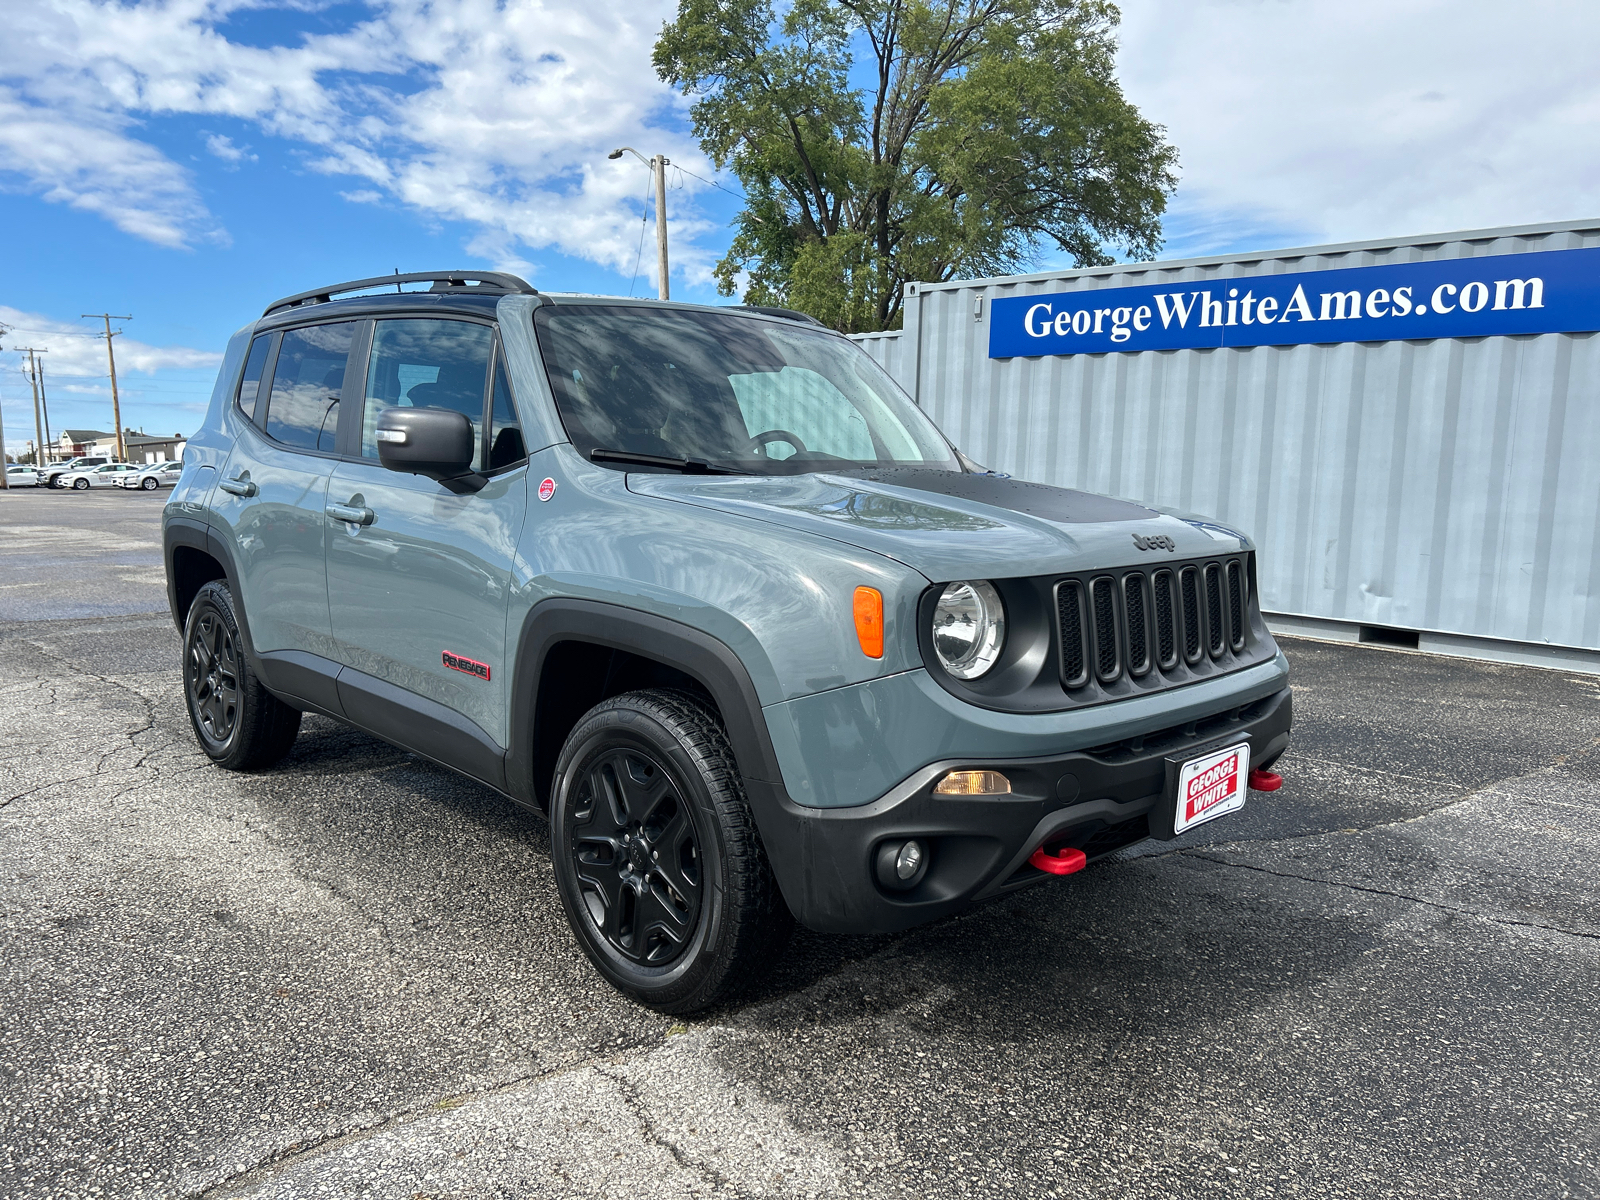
[654,0,1178,333]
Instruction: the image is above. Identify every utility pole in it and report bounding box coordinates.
[16,348,47,469]
[83,314,131,460]
[608,147,671,300]
[0,324,8,487]
[38,355,53,461]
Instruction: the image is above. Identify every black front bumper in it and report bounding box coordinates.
[749,686,1292,935]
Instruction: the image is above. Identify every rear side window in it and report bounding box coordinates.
[263,322,357,452]
[236,334,273,423]
[361,319,493,465]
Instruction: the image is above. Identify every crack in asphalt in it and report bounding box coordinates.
[185,1044,673,1200]
[1183,852,1600,943]
[593,1062,734,1193]
[0,631,171,809]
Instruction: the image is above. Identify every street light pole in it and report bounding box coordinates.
[609,147,671,300]
[84,314,131,460]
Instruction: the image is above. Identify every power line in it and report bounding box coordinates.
[627,173,652,297]
[672,163,748,202]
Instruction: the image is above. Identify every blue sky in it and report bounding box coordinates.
[3,0,1597,450]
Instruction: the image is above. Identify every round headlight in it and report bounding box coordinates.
[931,580,1006,679]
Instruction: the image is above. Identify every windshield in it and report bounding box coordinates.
[534,305,960,474]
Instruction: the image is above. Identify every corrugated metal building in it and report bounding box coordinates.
[853,218,1600,672]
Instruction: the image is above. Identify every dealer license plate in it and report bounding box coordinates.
[1173,742,1250,836]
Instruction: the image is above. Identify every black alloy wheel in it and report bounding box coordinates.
[188,608,241,748]
[550,690,793,1013]
[182,581,302,770]
[568,747,704,967]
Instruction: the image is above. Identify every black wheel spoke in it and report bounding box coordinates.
[597,762,631,827]
[621,756,672,817]
[576,864,626,937]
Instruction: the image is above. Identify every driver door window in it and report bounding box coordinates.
[362,319,493,466]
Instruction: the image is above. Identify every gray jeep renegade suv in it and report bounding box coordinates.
[165,271,1292,1013]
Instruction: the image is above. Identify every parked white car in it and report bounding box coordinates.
[116,461,184,490]
[59,462,142,490]
[5,464,41,487]
[42,456,112,487]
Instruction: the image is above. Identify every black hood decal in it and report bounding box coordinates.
[843,468,1156,525]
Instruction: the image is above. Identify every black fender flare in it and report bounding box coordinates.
[505,598,785,807]
[163,516,262,671]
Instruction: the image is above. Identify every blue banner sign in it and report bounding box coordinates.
[987,247,1600,358]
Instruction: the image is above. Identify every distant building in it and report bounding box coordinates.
[103,431,187,464]
[67,428,188,463]
[55,429,113,459]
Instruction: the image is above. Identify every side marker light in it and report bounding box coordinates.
[853,586,883,659]
[933,769,1011,796]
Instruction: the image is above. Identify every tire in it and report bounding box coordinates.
[550,689,793,1013]
[182,580,301,771]
[141,477,158,490]
[72,477,89,490]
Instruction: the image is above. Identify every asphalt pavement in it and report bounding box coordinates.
[2,486,1596,1199]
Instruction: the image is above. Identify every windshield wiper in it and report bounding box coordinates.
[589,448,750,475]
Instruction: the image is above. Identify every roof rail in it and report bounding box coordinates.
[263,271,538,317]
[731,304,825,327]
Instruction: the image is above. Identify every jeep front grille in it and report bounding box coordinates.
[1057,581,1088,688]
[1055,554,1259,696]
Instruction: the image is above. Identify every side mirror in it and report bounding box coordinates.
[375,407,485,494]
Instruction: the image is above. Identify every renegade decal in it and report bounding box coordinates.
[442,651,491,681]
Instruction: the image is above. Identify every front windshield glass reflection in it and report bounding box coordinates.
[534,306,960,474]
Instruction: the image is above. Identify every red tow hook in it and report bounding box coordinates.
[1248,768,1284,792]
[1028,845,1087,876]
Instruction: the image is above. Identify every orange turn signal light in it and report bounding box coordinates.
[853,586,884,658]
[934,770,1012,796]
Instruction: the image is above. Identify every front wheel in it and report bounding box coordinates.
[549,689,793,1013]
[182,581,301,770]
[72,477,89,490]
[141,476,159,490]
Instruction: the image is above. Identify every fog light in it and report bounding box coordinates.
[874,838,930,891]
[895,840,924,880]
[933,769,1011,796]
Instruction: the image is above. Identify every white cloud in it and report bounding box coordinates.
[0,84,221,248]
[0,306,222,378]
[1117,0,1600,254]
[0,0,726,279]
[203,132,255,163]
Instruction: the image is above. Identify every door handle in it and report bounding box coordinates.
[218,474,257,497]
[326,502,375,526]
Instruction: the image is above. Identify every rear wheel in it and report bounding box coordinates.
[182,581,301,770]
[550,689,793,1013]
